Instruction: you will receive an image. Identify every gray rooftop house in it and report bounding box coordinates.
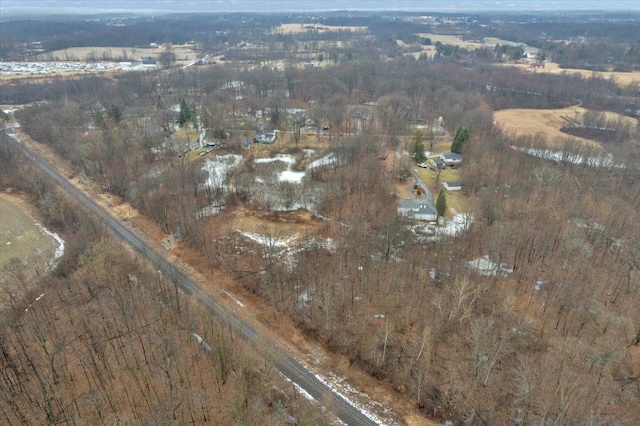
[397,199,438,222]
[254,131,278,144]
[441,152,463,168]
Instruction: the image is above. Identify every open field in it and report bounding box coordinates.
[493,106,638,147]
[270,23,367,35]
[502,61,640,87]
[37,44,198,62]
[0,192,60,302]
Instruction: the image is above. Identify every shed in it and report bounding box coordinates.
[430,157,446,169]
[443,181,462,191]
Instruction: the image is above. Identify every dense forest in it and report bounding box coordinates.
[2,9,640,426]
[6,49,638,424]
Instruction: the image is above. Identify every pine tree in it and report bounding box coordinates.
[412,130,426,163]
[436,188,447,217]
[451,127,470,154]
[177,99,191,126]
[107,104,122,123]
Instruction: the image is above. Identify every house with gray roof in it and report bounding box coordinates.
[441,152,463,168]
[397,199,438,222]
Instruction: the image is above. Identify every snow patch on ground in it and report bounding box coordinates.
[466,255,513,277]
[237,231,296,248]
[255,153,296,165]
[35,223,65,269]
[196,204,224,218]
[202,154,243,187]
[279,374,349,426]
[438,212,474,237]
[306,152,338,170]
[313,372,403,426]
[279,170,306,183]
[192,333,212,352]
[512,145,622,168]
[221,289,245,308]
[199,155,243,217]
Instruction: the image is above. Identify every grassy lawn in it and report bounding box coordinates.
[0,196,58,282]
[186,147,214,163]
[413,165,465,218]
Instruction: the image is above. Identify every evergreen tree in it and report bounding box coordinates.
[451,127,470,154]
[107,104,122,123]
[94,109,106,128]
[436,188,447,217]
[412,130,426,163]
[177,99,191,126]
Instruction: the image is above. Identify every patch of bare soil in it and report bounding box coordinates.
[230,207,324,236]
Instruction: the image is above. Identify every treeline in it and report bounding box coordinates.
[0,135,326,425]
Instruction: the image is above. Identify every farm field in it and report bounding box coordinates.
[493,106,638,147]
[37,44,198,63]
[504,61,640,87]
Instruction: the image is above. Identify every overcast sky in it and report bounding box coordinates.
[2,0,639,14]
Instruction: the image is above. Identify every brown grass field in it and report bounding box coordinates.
[37,44,198,62]
[504,61,640,87]
[0,192,59,304]
[493,106,638,147]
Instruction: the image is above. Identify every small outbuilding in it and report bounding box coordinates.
[443,181,462,191]
[430,157,446,169]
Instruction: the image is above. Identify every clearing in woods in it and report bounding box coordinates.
[0,192,61,303]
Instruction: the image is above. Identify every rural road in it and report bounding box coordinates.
[5,128,383,426]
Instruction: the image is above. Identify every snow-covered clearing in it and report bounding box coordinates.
[253,152,340,184]
[202,154,243,187]
[199,154,243,216]
[438,211,474,237]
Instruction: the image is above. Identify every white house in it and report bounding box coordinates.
[441,152,463,168]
